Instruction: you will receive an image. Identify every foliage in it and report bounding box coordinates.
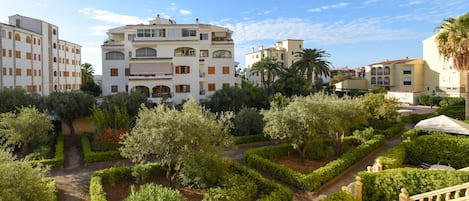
[439,96,465,107]
[91,128,126,151]
[245,135,385,191]
[120,97,233,186]
[203,175,257,201]
[357,168,469,201]
[45,91,94,135]
[375,142,407,169]
[418,93,440,106]
[374,122,405,139]
[0,88,45,113]
[291,48,331,89]
[437,104,465,120]
[0,150,56,201]
[324,191,358,201]
[32,134,65,168]
[250,56,282,88]
[435,12,469,120]
[329,73,355,85]
[362,93,398,124]
[400,113,436,124]
[234,134,270,144]
[233,107,264,136]
[92,105,130,131]
[80,80,102,97]
[81,62,95,84]
[270,65,311,97]
[0,106,53,154]
[353,127,375,143]
[179,153,231,189]
[125,183,187,201]
[262,93,369,160]
[101,92,149,118]
[81,134,122,163]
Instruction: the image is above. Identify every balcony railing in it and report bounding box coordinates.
[199,72,206,78]
[399,182,469,201]
[200,89,205,95]
[128,73,173,80]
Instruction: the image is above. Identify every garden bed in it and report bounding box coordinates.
[272,155,336,174]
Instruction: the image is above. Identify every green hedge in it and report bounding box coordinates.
[357,168,469,201]
[437,105,465,120]
[400,113,436,124]
[376,142,406,169]
[234,134,270,144]
[375,122,405,139]
[245,135,386,191]
[324,191,358,201]
[81,135,122,163]
[32,134,65,168]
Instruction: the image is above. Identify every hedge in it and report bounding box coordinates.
[245,135,386,191]
[32,134,65,168]
[324,191,358,201]
[90,161,294,201]
[234,134,270,144]
[374,122,405,139]
[400,113,435,124]
[357,168,469,201]
[81,135,122,163]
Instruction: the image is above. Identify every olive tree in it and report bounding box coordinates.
[120,97,233,187]
[0,150,56,201]
[0,106,53,155]
[262,93,368,161]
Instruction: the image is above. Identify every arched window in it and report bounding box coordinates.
[377,77,383,85]
[15,33,21,41]
[377,67,383,75]
[105,51,125,60]
[371,77,376,85]
[136,48,157,57]
[152,85,171,97]
[131,86,150,97]
[53,57,57,63]
[53,43,57,49]
[213,50,232,58]
[384,77,390,85]
[371,68,376,75]
[26,36,31,43]
[53,29,57,35]
[54,71,57,77]
[174,47,195,56]
[384,66,390,75]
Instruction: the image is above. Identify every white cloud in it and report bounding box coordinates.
[308,2,350,12]
[179,9,191,15]
[78,8,146,25]
[88,25,114,36]
[400,0,424,7]
[363,0,379,5]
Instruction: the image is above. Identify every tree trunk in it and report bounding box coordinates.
[21,142,29,156]
[466,71,469,120]
[68,122,76,136]
[298,145,307,163]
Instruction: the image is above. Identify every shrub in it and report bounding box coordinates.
[400,113,436,124]
[203,175,257,201]
[91,129,125,152]
[437,105,465,120]
[125,184,187,201]
[233,107,264,136]
[358,168,469,201]
[233,134,269,144]
[375,122,405,139]
[33,134,65,168]
[439,97,465,107]
[353,127,375,143]
[324,191,358,201]
[179,154,231,189]
[81,134,122,163]
[375,143,406,169]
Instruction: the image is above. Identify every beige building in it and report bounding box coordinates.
[244,39,303,86]
[0,15,82,95]
[101,15,240,104]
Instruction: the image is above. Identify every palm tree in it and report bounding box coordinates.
[292,48,331,89]
[81,62,95,84]
[250,57,282,88]
[271,65,310,97]
[435,12,469,119]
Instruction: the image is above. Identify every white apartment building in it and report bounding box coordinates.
[244,39,303,86]
[0,15,82,95]
[101,16,240,104]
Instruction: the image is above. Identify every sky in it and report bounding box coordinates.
[1,0,468,75]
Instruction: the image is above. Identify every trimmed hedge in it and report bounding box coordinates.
[375,142,406,169]
[90,161,294,201]
[400,113,435,124]
[375,122,405,139]
[437,105,465,120]
[234,134,270,144]
[81,135,122,163]
[324,191,358,201]
[357,168,469,201]
[245,135,386,191]
[32,134,65,168]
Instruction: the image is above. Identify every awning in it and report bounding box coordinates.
[415,115,469,135]
[130,62,172,75]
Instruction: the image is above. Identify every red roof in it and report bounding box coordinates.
[370,58,414,65]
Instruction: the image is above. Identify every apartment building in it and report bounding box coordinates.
[244,39,303,86]
[101,15,240,104]
[0,14,82,95]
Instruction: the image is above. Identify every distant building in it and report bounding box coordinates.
[101,15,240,104]
[244,39,304,86]
[0,14,82,95]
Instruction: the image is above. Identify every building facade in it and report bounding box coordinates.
[0,15,82,95]
[244,39,303,86]
[101,16,240,104]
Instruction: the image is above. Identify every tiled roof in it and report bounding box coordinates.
[370,58,414,65]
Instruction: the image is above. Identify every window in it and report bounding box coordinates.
[175,85,190,93]
[2,68,6,75]
[2,49,5,56]
[110,68,118,76]
[222,66,230,74]
[15,68,21,76]
[8,50,12,57]
[136,29,166,37]
[128,34,136,41]
[371,68,376,75]
[384,67,390,75]
[200,33,209,40]
[8,31,12,39]
[15,51,21,58]
[174,47,195,56]
[27,69,32,76]
[175,66,190,74]
[53,29,57,35]
[136,48,156,57]
[54,71,57,76]
[371,77,376,85]
[213,50,232,58]
[26,52,32,60]
[53,43,56,49]
[208,66,215,74]
[384,77,390,85]
[222,83,230,89]
[153,29,166,37]
[182,29,196,37]
[125,68,130,76]
[403,67,412,74]
[26,36,31,43]
[208,83,215,91]
[1,30,5,38]
[200,50,209,57]
[105,51,125,60]
[15,34,20,41]
[377,77,383,85]
[37,39,40,45]
[403,77,412,85]
[33,37,36,44]
[377,67,383,75]
[53,57,57,63]
[111,85,118,92]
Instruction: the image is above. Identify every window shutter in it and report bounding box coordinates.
[187,66,190,74]
[176,66,180,74]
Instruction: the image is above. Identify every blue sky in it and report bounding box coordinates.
[1,0,468,75]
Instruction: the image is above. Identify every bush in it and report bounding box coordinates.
[32,134,65,168]
[353,127,375,143]
[400,113,436,124]
[203,175,257,201]
[233,134,269,144]
[358,168,469,201]
[437,105,465,120]
[324,191,358,201]
[439,97,465,107]
[179,154,231,189]
[125,184,187,201]
[375,122,405,139]
[245,135,385,191]
[375,143,406,169]
[233,107,264,136]
[81,134,122,163]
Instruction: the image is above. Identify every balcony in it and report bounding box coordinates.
[128,73,172,80]
[199,72,206,78]
[200,89,205,95]
[129,62,173,80]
